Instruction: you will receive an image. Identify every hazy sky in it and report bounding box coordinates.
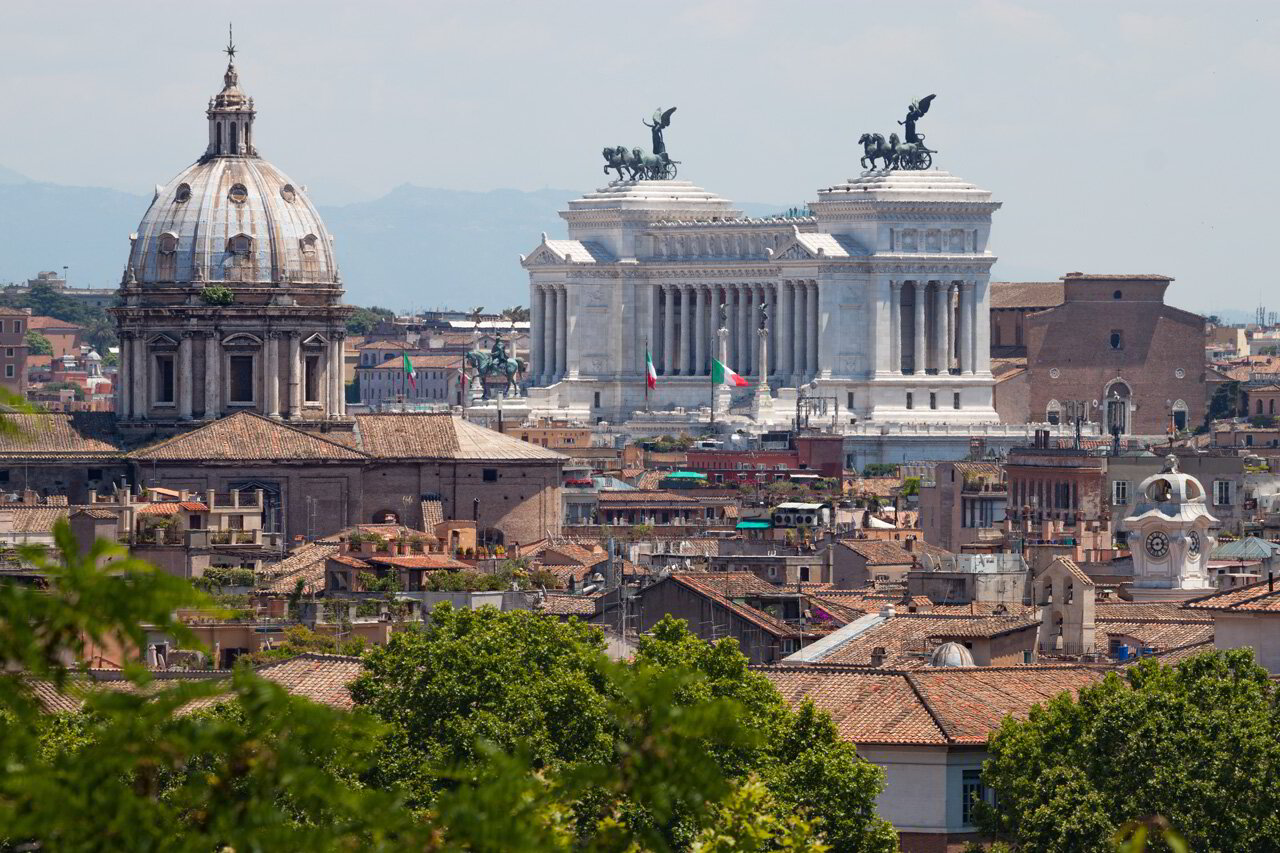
[1,0,1277,315]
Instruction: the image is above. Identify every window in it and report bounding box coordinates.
[0,470,8,483]
[482,468,498,482]
[5,348,12,357]
[304,355,321,403]
[1112,480,1129,505]
[1113,289,1123,299]
[906,392,913,410]
[847,391,854,409]
[155,354,175,404]
[961,769,985,827]
[229,355,255,403]
[1110,330,1124,350]
[1214,479,1232,506]
[799,565,810,582]
[929,392,937,410]
[593,391,601,408]
[12,320,21,334]
[1047,400,1061,425]
[87,468,103,481]
[953,392,961,410]
[3,365,12,379]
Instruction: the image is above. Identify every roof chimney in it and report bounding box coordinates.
[880,604,895,619]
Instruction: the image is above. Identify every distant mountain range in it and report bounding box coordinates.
[0,166,783,310]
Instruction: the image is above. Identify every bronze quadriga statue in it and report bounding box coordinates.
[602,107,679,181]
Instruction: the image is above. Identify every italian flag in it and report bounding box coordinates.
[712,358,748,387]
[402,353,416,389]
[645,349,657,389]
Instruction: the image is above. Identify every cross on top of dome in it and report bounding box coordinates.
[205,28,255,158]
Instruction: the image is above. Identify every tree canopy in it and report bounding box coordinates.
[352,606,897,851]
[24,329,52,355]
[0,521,895,850]
[977,650,1280,852]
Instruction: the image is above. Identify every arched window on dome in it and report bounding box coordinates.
[230,122,239,155]
[216,123,222,154]
[157,231,179,281]
[299,234,321,276]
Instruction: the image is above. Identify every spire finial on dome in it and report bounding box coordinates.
[224,23,236,64]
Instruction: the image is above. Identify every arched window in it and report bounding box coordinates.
[1046,399,1061,425]
[1259,399,1265,415]
[1172,400,1188,431]
[299,234,320,275]
[216,123,222,152]
[229,122,238,154]
[1113,290,1123,299]
[157,231,179,281]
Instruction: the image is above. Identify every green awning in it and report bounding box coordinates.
[736,520,772,530]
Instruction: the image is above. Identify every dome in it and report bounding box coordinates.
[124,52,337,288]
[929,641,974,668]
[127,158,337,286]
[1133,455,1207,513]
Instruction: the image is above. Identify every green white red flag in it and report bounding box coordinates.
[712,358,748,387]
[645,349,657,390]
[402,353,416,389]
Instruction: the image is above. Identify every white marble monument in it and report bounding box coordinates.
[521,169,1001,428]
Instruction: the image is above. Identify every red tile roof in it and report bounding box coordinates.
[0,413,123,461]
[1184,579,1280,613]
[596,490,701,505]
[814,613,1041,667]
[353,414,563,461]
[365,554,469,569]
[989,281,1065,310]
[838,539,915,565]
[129,412,366,463]
[761,664,1105,745]
[261,542,340,594]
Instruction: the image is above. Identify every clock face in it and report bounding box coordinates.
[1146,531,1170,559]
[1188,531,1201,557]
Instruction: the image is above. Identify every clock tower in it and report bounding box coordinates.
[1122,455,1217,602]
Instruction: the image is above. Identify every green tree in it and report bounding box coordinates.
[350,607,896,851]
[977,650,1280,852]
[1207,380,1242,424]
[0,520,429,850]
[24,329,52,355]
[346,305,395,336]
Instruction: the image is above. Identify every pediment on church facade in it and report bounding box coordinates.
[767,230,861,263]
[521,236,614,267]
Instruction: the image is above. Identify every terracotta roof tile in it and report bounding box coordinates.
[838,540,915,565]
[353,414,563,461]
[261,542,340,594]
[668,574,801,639]
[420,498,444,530]
[597,490,700,505]
[682,570,787,598]
[1096,620,1213,650]
[0,413,123,461]
[538,593,599,616]
[989,281,1065,309]
[251,654,364,710]
[762,664,1105,746]
[365,554,469,569]
[129,412,366,463]
[1184,579,1280,613]
[815,613,1041,667]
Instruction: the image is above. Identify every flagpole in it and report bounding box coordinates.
[643,336,650,412]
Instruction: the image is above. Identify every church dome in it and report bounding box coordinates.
[929,641,975,668]
[1131,455,1209,518]
[125,52,337,288]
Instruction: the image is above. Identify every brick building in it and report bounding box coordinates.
[919,461,1008,553]
[683,433,844,485]
[1004,441,1107,533]
[0,308,30,397]
[1020,274,1206,435]
[0,411,565,546]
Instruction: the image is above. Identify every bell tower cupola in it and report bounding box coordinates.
[205,25,256,158]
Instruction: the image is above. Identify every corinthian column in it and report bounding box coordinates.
[694,286,706,376]
[680,285,693,375]
[738,286,751,375]
[661,285,675,376]
[961,281,976,375]
[541,286,555,384]
[889,281,902,374]
[777,283,792,381]
[117,334,132,419]
[912,282,926,375]
[132,336,147,420]
[792,282,806,382]
[807,281,819,378]
[265,333,280,418]
[204,333,220,419]
[530,286,544,382]
[288,332,302,417]
[178,332,194,420]
[555,286,567,380]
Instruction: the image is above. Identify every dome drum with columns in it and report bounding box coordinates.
[113,47,350,432]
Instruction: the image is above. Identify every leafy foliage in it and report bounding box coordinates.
[346,305,395,336]
[24,329,52,355]
[978,650,1280,852]
[1207,380,1242,423]
[198,284,235,306]
[243,624,367,665]
[351,607,896,850]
